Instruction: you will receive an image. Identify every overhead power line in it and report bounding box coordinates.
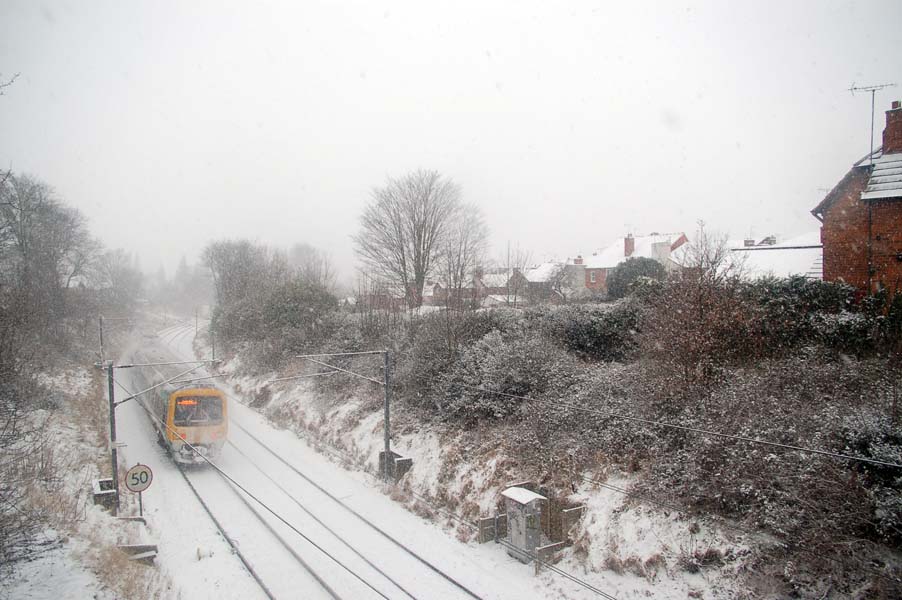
[297,356,384,386]
[113,378,394,600]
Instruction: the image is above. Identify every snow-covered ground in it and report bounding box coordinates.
[0,317,740,600]
[112,323,584,599]
[4,366,164,600]
[188,325,745,599]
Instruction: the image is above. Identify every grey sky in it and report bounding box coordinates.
[1,0,900,284]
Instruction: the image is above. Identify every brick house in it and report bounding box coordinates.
[421,280,447,306]
[811,100,902,296]
[582,232,689,294]
[476,269,530,306]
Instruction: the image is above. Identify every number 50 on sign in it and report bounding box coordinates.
[125,464,153,493]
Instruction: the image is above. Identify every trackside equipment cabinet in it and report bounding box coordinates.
[502,486,547,563]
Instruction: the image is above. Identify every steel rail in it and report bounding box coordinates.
[231,421,485,600]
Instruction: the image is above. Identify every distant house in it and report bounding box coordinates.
[482,293,528,307]
[421,280,447,306]
[811,100,902,296]
[728,233,823,280]
[523,262,563,303]
[582,232,689,294]
[476,268,530,306]
[357,282,407,311]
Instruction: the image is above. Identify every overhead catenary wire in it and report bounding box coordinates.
[223,385,477,533]
[215,462,343,600]
[173,456,277,600]
[269,371,338,384]
[186,325,901,589]
[240,356,902,586]
[170,374,227,385]
[113,378,394,600]
[117,381,342,600]
[117,359,219,369]
[299,356,384,386]
[455,384,902,470]
[113,363,205,407]
[295,350,388,358]
[263,360,902,585]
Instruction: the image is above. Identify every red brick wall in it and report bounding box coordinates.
[821,167,870,289]
[884,106,902,154]
[871,199,902,293]
[585,268,608,291]
[821,165,902,294]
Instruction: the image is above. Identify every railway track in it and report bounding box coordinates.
[154,323,493,599]
[173,462,278,600]
[227,423,483,600]
[125,324,341,598]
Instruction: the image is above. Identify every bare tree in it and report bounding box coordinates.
[439,204,488,312]
[353,170,460,308]
[547,263,572,303]
[0,73,19,96]
[288,243,336,291]
[501,243,531,307]
[202,239,289,309]
[0,174,100,329]
[681,220,745,285]
[641,223,752,384]
[93,249,142,310]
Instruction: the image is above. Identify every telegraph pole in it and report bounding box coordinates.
[102,358,218,514]
[293,349,402,481]
[849,82,897,164]
[107,362,120,515]
[383,350,392,481]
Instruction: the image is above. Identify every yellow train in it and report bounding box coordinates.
[129,343,227,465]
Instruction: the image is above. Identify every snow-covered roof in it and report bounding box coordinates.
[421,282,442,297]
[524,262,562,283]
[481,272,511,287]
[501,486,546,505]
[861,151,902,201]
[728,232,822,280]
[482,294,527,306]
[585,233,687,270]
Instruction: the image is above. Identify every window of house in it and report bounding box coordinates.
[589,272,596,283]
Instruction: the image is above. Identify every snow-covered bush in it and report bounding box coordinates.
[394,309,527,411]
[639,277,756,382]
[810,310,878,354]
[605,257,667,300]
[840,409,902,544]
[531,301,640,361]
[440,329,581,422]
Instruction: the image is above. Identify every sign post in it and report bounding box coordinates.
[124,463,153,517]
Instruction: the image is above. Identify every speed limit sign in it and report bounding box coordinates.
[124,464,153,493]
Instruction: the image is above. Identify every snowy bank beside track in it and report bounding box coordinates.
[3,366,168,600]
[209,344,745,599]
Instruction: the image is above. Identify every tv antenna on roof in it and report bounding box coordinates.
[849,82,897,165]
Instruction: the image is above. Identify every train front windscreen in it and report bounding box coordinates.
[173,396,223,427]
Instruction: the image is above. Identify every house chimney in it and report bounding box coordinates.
[573,255,584,265]
[885,100,902,154]
[624,234,635,257]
